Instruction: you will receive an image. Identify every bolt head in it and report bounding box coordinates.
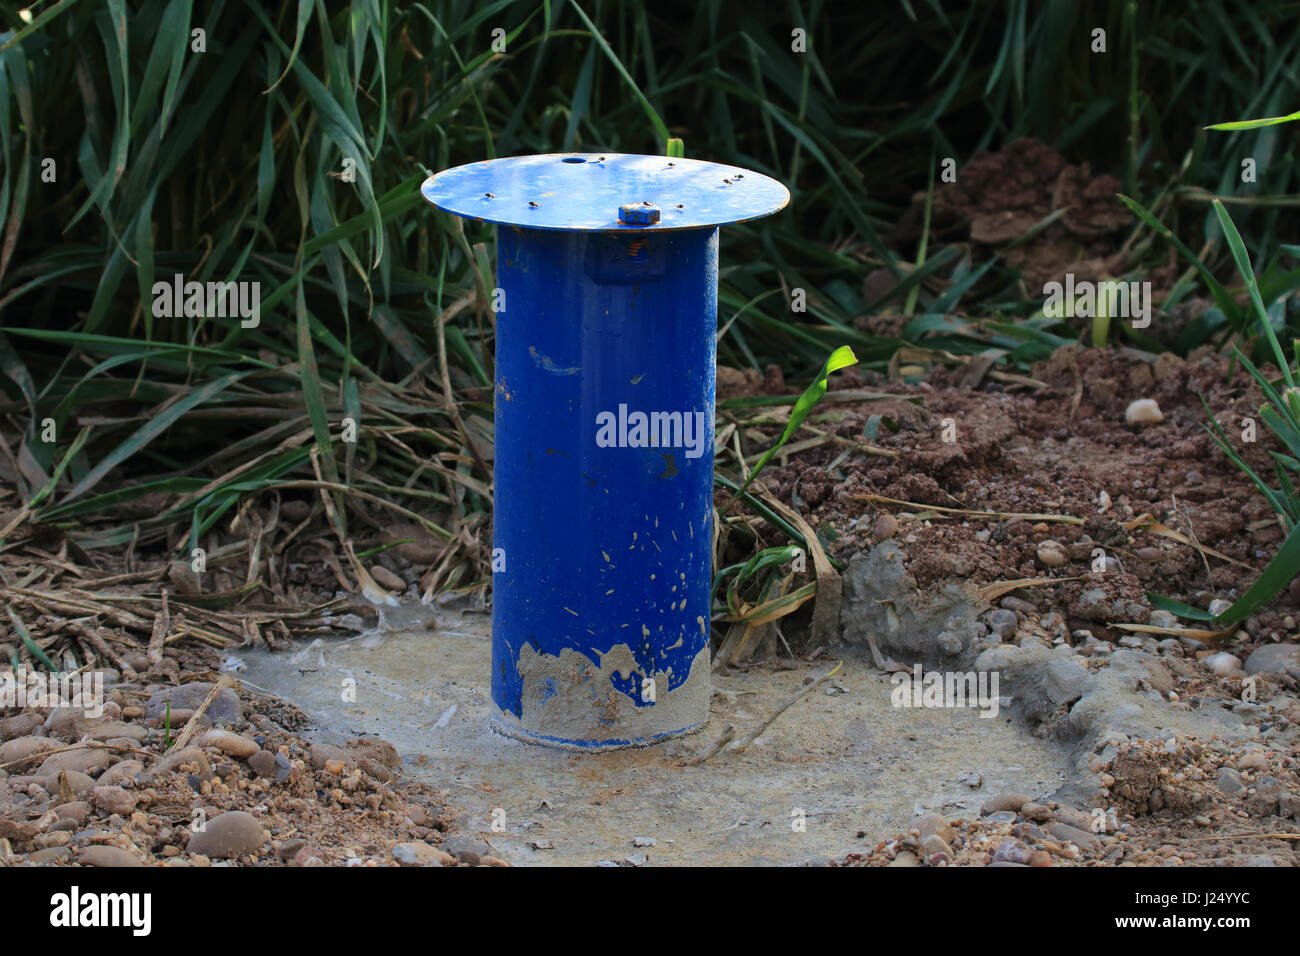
[618,202,661,225]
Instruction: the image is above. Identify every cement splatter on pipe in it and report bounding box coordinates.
[420,153,789,749]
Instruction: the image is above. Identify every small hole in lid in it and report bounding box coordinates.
[562,157,586,164]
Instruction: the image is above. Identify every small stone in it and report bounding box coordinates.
[988,609,1018,640]
[185,810,268,859]
[28,846,74,865]
[323,759,345,775]
[1047,822,1102,851]
[1237,751,1268,771]
[36,747,110,779]
[921,834,952,860]
[984,810,1017,825]
[1245,644,1300,676]
[77,845,143,867]
[53,801,91,826]
[0,713,45,741]
[91,786,138,816]
[1195,815,1212,827]
[277,839,306,861]
[369,565,406,591]
[632,836,656,847]
[391,841,454,867]
[1206,652,1242,677]
[200,729,260,760]
[888,850,920,867]
[1149,610,1178,629]
[0,736,58,771]
[1125,399,1163,425]
[1036,540,1068,567]
[1000,596,1037,615]
[309,743,350,771]
[97,760,144,788]
[145,747,210,780]
[993,839,1033,864]
[145,683,242,725]
[982,793,1031,815]
[247,750,277,778]
[912,812,955,844]
[1217,767,1246,796]
[1136,547,1162,562]
[1019,802,1052,822]
[873,514,898,541]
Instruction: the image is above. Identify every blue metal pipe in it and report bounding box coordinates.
[421,154,788,749]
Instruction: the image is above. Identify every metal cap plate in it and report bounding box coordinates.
[420,153,789,232]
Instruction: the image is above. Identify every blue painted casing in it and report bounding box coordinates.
[420,153,788,747]
[490,226,717,746]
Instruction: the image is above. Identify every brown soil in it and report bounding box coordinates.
[727,344,1300,643]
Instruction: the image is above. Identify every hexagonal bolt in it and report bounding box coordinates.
[618,202,661,225]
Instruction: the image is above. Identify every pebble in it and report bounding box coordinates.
[369,565,406,592]
[37,748,110,778]
[1206,652,1242,677]
[873,514,898,541]
[982,793,1031,815]
[247,750,277,778]
[91,786,138,816]
[1125,398,1163,424]
[1149,610,1178,629]
[97,760,144,788]
[77,845,143,867]
[0,714,45,741]
[1019,802,1052,823]
[391,841,454,867]
[146,747,210,780]
[323,759,345,775]
[1047,822,1102,851]
[186,810,268,859]
[201,729,260,760]
[28,847,74,865]
[993,839,1034,864]
[912,812,955,845]
[53,801,90,826]
[145,683,242,724]
[309,742,350,771]
[921,834,952,860]
[1245,644,1300,676]
[0,736,58,769]
[988,609,1019,640]
[1036,540,1068,567]
[1237,752,1267,771]
[984,810,1017,825]
[1000,596,1037,615]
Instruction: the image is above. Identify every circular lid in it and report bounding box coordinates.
[420,153,789,233]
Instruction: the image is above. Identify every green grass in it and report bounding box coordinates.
[0,0,1298,609]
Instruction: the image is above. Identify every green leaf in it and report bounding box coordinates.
[735,345,857,499]
[1148,519,1300,625]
